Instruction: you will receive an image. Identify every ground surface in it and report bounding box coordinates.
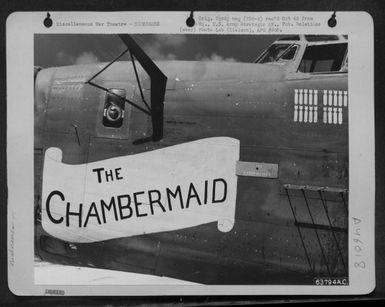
[34,256,197,285]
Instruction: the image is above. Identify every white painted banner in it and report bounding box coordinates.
[42,137,240,243]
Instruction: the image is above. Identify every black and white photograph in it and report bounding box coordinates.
[6,11,375,296]
[33,33,349,285]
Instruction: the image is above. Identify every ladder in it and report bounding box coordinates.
[283,184,348,277]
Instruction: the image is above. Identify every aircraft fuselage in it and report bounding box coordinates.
[34,60,348,284]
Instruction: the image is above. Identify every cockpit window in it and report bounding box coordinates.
[304,35,340,42]
[278,35,300,41]
[280,45,297,60]
[256,44,291,64]
[340,55,348,72]
[298,43,347,73]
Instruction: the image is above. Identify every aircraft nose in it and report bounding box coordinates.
[35,67,57,142]
[35,67,56,109]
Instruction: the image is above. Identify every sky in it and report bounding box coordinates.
[34,34,282,67]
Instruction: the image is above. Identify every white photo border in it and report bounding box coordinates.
[7,11,375,295]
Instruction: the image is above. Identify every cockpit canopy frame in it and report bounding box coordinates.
[255,34,348,74]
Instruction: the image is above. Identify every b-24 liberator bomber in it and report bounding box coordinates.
[34,34,349,284]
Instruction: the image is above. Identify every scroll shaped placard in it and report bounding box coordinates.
[42,137,239,243]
